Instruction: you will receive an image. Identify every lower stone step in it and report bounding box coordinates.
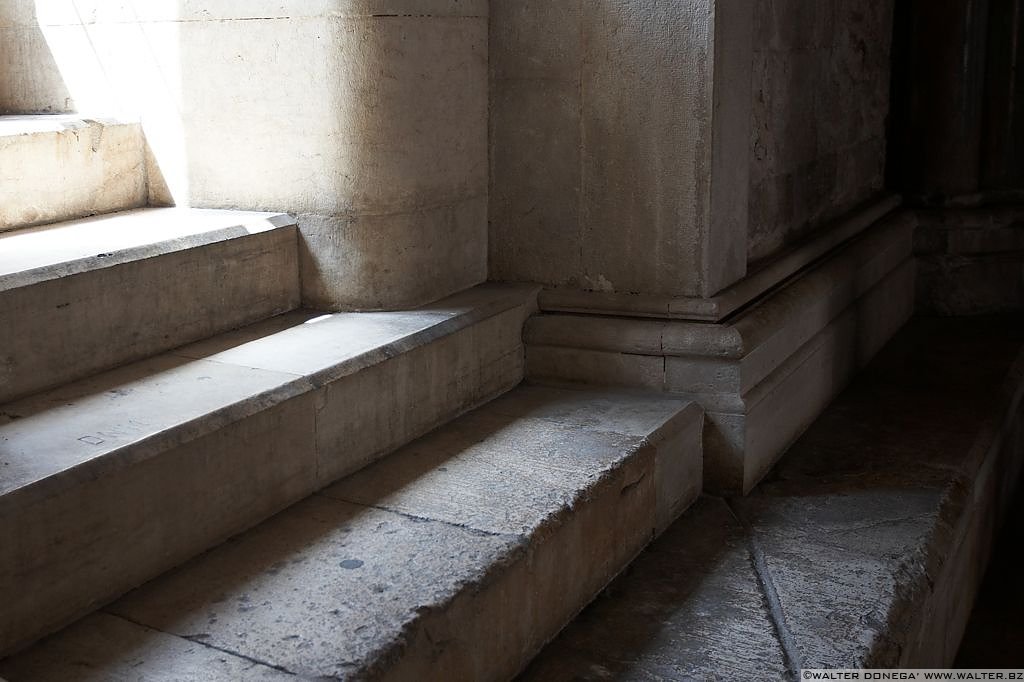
[0,283,537,657]
[0,385,703,680]
[0,207,300,404]
[521,316,1024,677]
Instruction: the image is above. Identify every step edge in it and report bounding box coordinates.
[0,209,297,293]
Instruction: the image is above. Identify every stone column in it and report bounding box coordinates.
[490,0,753,302]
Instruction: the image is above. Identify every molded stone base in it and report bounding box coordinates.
[526,211,916,494]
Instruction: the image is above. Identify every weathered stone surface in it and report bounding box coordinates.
[749,0,894,264]
[732,491,942,667]
[0,208,300,404]
[523,316,1024,677]
[485,384,700,438]
[0,116,146,231]
[1,385,702,680]
[0,283,537,657]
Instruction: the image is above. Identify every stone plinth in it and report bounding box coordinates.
[527,209,916,494]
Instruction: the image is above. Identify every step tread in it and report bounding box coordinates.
[0,283,536,509]
[0,207,294,291]
[1,385,698,680]
[324,386,698,536]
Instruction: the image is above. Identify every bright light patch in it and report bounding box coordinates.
[34,0,190,206]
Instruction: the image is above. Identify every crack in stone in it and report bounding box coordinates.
[102,611,302,677]
[722,497,804,680]
[316,492,519,541]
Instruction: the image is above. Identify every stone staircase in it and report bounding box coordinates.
[0,115,705,679]
[2,112,1022,681]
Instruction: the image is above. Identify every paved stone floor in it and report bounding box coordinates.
[956,480,1024,667]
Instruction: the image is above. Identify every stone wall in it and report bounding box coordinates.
[748,0,894,264]
[0,1,488,310]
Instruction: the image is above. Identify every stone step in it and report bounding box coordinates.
[0,283,538,657]
[0,385,703,680]
[0,115,147,232]
[521,316,1024,677]
[0,207,300,403]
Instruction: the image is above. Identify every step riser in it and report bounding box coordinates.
[0,227,299,404]
[0,119,146,232]
[0,299,534,657]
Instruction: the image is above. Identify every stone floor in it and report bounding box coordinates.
[521,315,1024,680]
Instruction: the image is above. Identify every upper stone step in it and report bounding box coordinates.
[0,115,146,232]
[0,207,299,403]
[0,283,538,657]
[0,384,703,681]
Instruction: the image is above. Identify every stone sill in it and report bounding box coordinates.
[0,114,134,137]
